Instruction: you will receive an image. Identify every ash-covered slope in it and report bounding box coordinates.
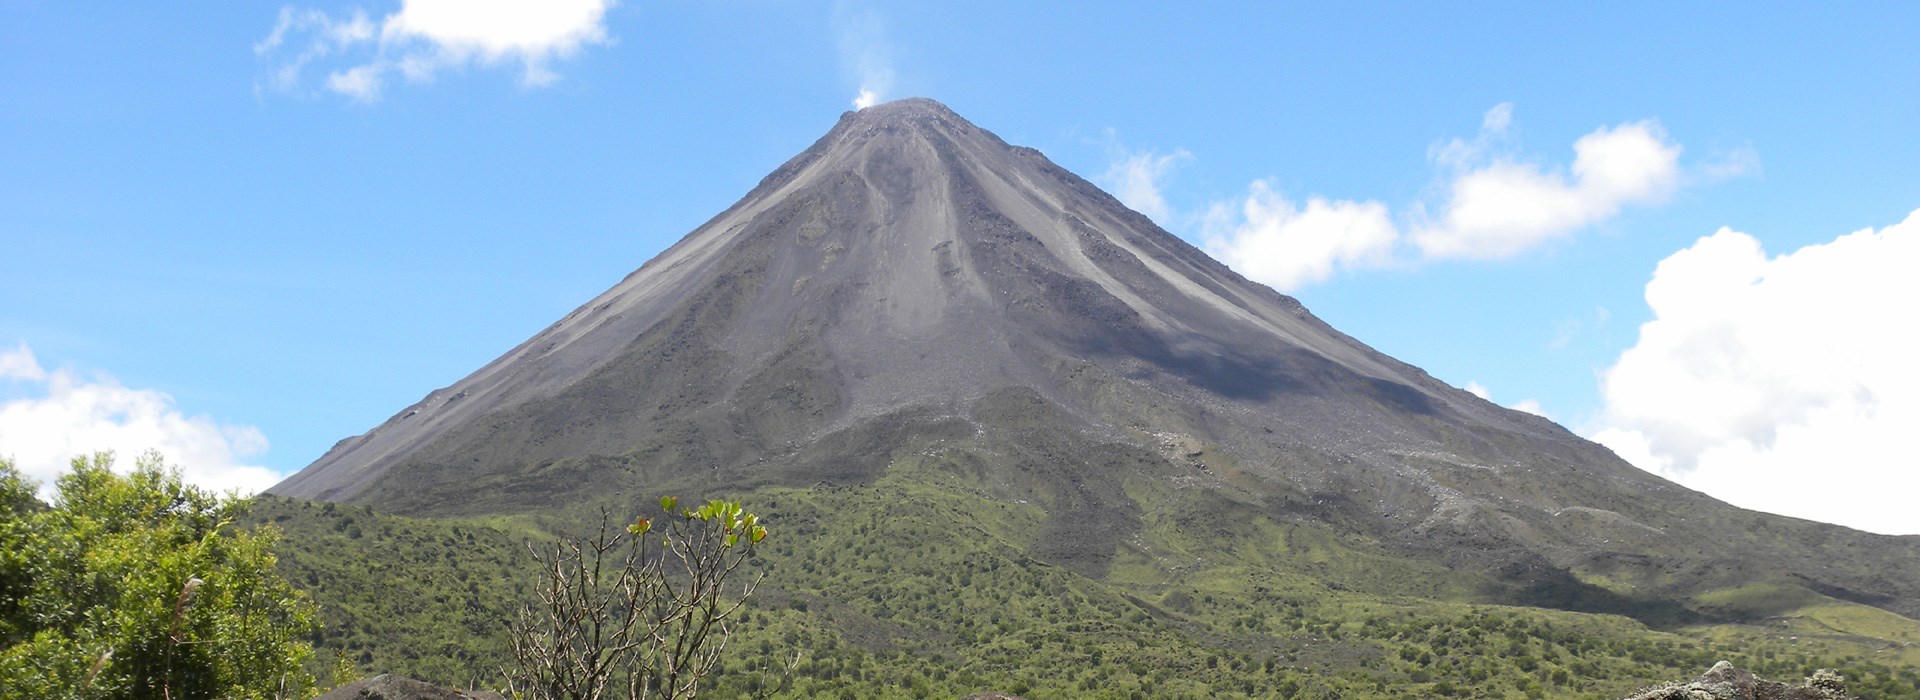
[272,99,1919,620]
[274,98,1478,503]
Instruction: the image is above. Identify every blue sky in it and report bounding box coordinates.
[3,2,1916,533]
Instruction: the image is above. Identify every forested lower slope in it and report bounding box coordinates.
[255,460,1920,699]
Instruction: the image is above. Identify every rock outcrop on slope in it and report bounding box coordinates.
[1624,662,1850,700]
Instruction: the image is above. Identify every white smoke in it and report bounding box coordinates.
[835,2,894,110]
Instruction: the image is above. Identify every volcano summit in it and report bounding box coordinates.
[273,99,1918,623]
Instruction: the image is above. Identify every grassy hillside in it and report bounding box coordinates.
[251,456,1920,699]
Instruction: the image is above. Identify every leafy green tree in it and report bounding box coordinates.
[0,452,317,699]
[505,497,783,700]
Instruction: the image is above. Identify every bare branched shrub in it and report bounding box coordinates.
[505,497,774,700]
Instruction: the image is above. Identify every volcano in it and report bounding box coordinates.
[271,98,1918,622]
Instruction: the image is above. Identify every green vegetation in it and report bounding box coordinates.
[0,452,317,699]
[251,498,529,689]
[255,458,1920,699]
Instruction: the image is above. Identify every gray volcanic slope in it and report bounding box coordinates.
[273,98,1919,619]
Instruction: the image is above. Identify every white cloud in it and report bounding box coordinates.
[257,0,616,101]
[1548,306,1611,351]
[326,64,385,102]
[1185,103,1702,291]
[1588,427,1671,474]
[1202,180,1398,291]
[835,2,893,110]
[1480,102,1514,133]
[1463,380,1491,400]
[1412,110,1683,259]
[1507,399,1550,419]
[255,7,377,94]
[1102,146,1192,225]
[0,342,46,382]
[1591,209,1920,535]
[0,343,281,498]
[1699,144,1763,182]
[1459,379,1549,418]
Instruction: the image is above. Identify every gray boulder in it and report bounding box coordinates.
[1624,661,1850,700]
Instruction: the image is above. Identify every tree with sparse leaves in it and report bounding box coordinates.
[0,451,317,699]
[504,496,786,700]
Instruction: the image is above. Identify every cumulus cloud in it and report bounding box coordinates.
[256,0,616,101]
[1202,181,1398,290]
[835,2,893,110]
[1590,209,1920,535]
[1411,105,1682,259]
[1167,104,1704,291]
[0,343,281,499]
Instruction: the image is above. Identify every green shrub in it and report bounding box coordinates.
[0,452,317,699]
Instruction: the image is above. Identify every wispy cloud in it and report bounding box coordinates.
[256,0,617,102]
[0,342,47,382]
[1098,134,1191,225]
[255,7,377,95]
[1548,306,1611,351]
[0,343,281,498]
[1589,209,1920,535]
[1697,144,1763,182]
[835,2,894,109]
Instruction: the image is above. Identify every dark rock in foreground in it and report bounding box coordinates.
[1624,661,1850,700]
